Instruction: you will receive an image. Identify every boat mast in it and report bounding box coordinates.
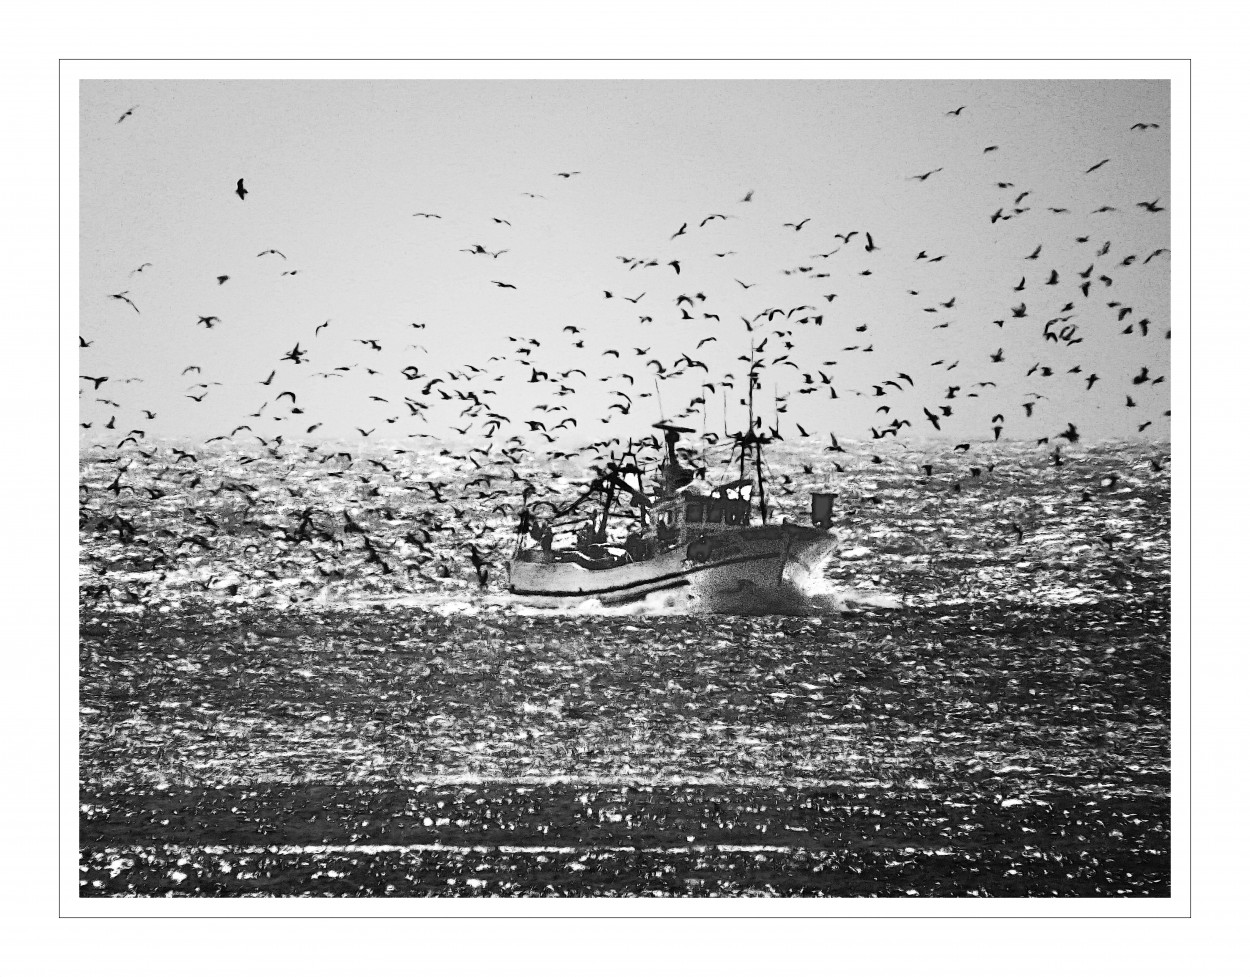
[747,345,767,525]
[598,450,616,541]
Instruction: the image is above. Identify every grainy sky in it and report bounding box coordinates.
[79,79,1170,449]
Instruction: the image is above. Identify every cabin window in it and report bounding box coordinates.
[685,502,703,523]
[706,500,724,523]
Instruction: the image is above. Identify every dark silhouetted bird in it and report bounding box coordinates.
[235,178,248,200]
[109,291,139,314]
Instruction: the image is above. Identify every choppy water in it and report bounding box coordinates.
[79,438,1169,617]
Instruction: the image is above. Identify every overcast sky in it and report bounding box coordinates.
[79,79,1169,450]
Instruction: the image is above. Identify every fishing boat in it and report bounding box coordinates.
[507,376,841,612]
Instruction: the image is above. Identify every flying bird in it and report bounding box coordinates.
[116,105,139,124]
[909,168,943,181]
[235,178,248,200]
[491,281,517,289]
[196,316,220,328]
[946,105,966,116]
[1084,159,1110,174]
[109,291,139,314]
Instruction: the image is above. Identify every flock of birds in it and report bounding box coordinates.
[80,101,1171,599]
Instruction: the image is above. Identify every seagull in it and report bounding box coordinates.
[109,291,140,314]
[116,105,139,124]
[946,105,966,116]
[197,316,220,328]
[257,249,287,259]
[491,281,517,289]
[555,171,581,178]
[1084,159,1110,174]
[1137,199,1165,212]
[908,168,943,181]
[741,190,755,202]
[235,178,248,200]
[412,212,441,218]
[783,218,811,231]
[129,262,152,275]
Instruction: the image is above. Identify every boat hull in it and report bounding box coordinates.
[507,525,837,613]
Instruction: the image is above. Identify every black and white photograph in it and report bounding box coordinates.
[68,66,1183,905]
